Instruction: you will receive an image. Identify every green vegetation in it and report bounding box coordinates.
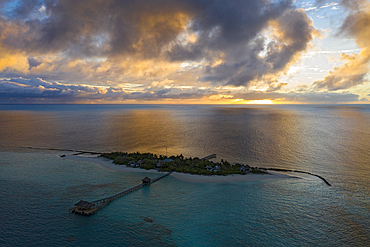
[100,152,128,160]
[113,156,134,165]
[100,152,269,176]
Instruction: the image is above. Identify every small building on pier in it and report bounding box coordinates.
[201,154,217,160]
[74,200,94,210]
[71,171,173,216]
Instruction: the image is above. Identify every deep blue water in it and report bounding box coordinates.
[0,104,369,246]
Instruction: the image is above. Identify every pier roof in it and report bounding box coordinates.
[74,200,94,209]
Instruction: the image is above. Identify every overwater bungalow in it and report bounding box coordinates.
[142,177,151,184]
[74,200,94,210]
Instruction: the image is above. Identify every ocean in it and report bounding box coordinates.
[0,104,369,246]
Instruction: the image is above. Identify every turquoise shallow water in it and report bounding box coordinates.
[0,152,369,246]
[0,104,370,246]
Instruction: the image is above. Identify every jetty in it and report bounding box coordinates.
[201,154,217,160]
[69,172,172,216]
[23,146,103,155]
[261,168,331,186]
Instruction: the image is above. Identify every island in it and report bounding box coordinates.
[100,152,268,176]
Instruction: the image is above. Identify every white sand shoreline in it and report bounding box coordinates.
[64,155,166,174]
[64,155,299,183]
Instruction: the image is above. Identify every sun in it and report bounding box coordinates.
[246,100,273,104]
[233,99,274,104]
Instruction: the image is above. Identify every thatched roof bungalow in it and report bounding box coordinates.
[74,200,94,209]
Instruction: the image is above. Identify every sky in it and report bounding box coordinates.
[0,0,369,104]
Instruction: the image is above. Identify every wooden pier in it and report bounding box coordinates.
[201,154,217,160]
[69,172,173,216]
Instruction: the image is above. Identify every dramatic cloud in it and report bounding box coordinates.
[200,8,318,86]
[0,77,359,104]
[0,1,317,87]
[0,0,368,103]
[313,0,370,90]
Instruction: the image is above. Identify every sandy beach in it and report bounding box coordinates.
[64,155,299,183]
[64,155,167,174]
[169,170,297,183]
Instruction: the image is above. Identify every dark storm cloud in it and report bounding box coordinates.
[167,0,319,88]
[28,57,42,69]
[2,0,197,57]
[3,0,282,57]
[168,0,292,61]
[198,8,317,86]
[0,0,317,88]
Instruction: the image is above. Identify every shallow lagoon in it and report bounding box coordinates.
[0,151,368,246]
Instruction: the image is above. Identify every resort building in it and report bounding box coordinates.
[156,158,173,168]
[213,165,221,172]
[142,177,151,184]
[205,165,213,171]
[239,164,251,173]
